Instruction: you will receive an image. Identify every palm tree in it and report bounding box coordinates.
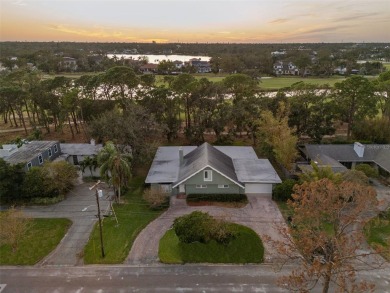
[98,142,131,203]
[80,156,98,177]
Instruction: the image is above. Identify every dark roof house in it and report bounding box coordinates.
[302,142,390,174]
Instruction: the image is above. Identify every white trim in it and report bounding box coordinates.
[196,184,207,189]
[38,153,43,165]
[218,184,229,188]
[172,164,244,188]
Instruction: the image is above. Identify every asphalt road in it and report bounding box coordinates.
[0,264,389,293]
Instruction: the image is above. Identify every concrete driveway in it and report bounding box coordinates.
[22,182,110,266]
[126,194,290,265]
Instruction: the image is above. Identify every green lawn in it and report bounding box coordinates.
[0,218,71,265]
[83,176,165,264]
[364,210,390,260]
[159,224,264,264]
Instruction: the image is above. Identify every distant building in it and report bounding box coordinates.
[139,63,158,74]
[273,61,299,75]
[60,57,78,71]
[187,58,211,73]
[271,51,286,57]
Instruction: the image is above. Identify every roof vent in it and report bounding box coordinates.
[354,142,365,158]
[179,147,183,164]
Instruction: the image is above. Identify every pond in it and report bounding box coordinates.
[107,54,211,64]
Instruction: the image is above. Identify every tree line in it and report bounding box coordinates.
[1,67,390,170]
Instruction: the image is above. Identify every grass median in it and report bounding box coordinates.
[364,209,390,260]
[0,218,71,265]
[83,176,165,264]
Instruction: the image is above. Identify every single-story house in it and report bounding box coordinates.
[2,141,61,171]
[145,142,281,196]
[301,142,390,175]
[60,142,103,177]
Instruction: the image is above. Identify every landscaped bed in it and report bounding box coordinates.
[83,176,166,264]
[159,212,264,264]
[364,209,390,260]
[0,218,71,265]
[186,193,248,208]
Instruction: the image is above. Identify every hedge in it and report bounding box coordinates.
[187,193,247,203]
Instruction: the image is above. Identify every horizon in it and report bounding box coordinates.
[1,0,390,43]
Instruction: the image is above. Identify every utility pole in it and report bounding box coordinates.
[89,180,105,258]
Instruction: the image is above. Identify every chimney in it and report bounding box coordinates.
[90,139,96,146]
[353,142,365,158]
[179,147,183,164]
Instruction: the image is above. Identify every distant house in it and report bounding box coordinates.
[173,60,183,69]
[60,141,103,177]
[60,57,78,71]
[140,63,158,74]
[187,58,212,73]
[146,143,281,197]
[333,66,347,75]
[301,142,390,175]
[273,61,299,75]
[2,141,61,171]
[271,51,286,57]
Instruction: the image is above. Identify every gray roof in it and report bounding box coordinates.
[5,141,58,165]
[305,143,390,172]
[146,143,281,185]
[173,143,243,188]
[145,146,196,184]
[233,159,282,183]
[60,143,102,156]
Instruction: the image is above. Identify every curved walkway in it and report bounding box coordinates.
[126,194,290,264]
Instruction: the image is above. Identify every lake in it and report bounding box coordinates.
[107,54,211,64]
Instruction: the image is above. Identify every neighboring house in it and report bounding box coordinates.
[173,60,183,69]
[301,142,390,175]
[3,141,61,171]
[273,61,299,75]
[140,63,158,74]
[187,58,212,73]
[146,143,281,197]
[333,66,347,75]
[60,142,103,177]
[60,57,78,71]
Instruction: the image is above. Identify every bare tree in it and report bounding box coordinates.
[268,178,384,293]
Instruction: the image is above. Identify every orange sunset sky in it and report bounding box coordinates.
[1,0,389,43]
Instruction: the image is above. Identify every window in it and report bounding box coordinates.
[48,148,52,157]
[196,185,207,189]
[218,185,229,189]
[53,144,58,153]
[27,162,32,170]
[38,154,43,165]
[204,170,212,181]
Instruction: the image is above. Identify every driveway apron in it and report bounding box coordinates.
[22,183,110,266]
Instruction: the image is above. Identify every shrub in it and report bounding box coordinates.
[355,164,379,178]
[272,179,297,201]
[173,211,236,245]
[187,193,247,203]
[142,188,170,210]
[174,211,212,243]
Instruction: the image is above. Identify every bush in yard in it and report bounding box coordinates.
[355,164,379,178]
[272,179,297,201]
[173,211,236,245]
[22,167,58,199]
[142,188,170,210]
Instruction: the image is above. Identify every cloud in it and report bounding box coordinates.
[269,18,289,24]
[333,12,380,22]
